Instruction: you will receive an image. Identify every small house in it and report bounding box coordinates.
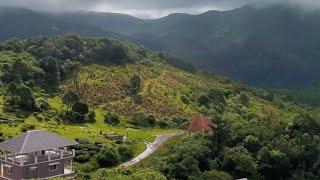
[187,115,215,134]
[0,130,78,180]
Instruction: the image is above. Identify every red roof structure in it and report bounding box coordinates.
[187,115,214,133]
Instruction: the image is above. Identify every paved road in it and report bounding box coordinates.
[120,132,184,167]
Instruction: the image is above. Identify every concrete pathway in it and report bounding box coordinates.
[120,132,184,167]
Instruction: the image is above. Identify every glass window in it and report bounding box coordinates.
[7,167,13,174]
[49,165,57,171]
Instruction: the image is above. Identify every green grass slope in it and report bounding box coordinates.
[0,35,319,179]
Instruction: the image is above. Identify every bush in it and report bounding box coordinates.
[36,98,50,111]
[6,84,37,111]
[118,145,134,162]
[158,119,169,129]
[104,112,120,125]
[202,170,232,180]
[239,93,250,107]
[65,100,90,123]
[96,146,120,168]
[20,124,35,132]
[243,135,261,153]
[222,146,258,178]
[198,95,210,106]
[132,94,143,104]
[86,110,96,122]
[62,90,79,108]
[72,101,89,115]
[75,154,90,163]
[180,95,190,105]
[208,89,226,105]
[168,117,188,128]
[129,74,141,95]
[130,113,156,127]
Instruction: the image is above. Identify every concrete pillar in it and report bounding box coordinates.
[48,150,51,161]
[71,160,73,172]
[35,156,38,164]
[1,163,3,177]
[60,151,64,159]
[72,149,75,157]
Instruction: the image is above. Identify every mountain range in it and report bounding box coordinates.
[1,4,320,90]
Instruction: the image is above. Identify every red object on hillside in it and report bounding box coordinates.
[187,115,215,133]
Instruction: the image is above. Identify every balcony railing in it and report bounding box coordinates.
[0,149,75,166]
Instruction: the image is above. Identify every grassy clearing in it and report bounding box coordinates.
[0,94,176,156]
[62,63,232,120]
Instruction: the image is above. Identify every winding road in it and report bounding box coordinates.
[120,132,184,167]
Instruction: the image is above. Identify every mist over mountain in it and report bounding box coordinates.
[0,7,121,40]
[117,4,320,90]
[1,3,320,90]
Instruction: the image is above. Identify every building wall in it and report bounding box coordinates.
[0,158,73,180]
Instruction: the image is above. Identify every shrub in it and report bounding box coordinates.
[180,95,190,105]
[65,100,90,123]
[239,93,250,107]
[62,90,79,109]
[104,112,120,125]
[86,110,96,122]
[208,89,226,105]
[96,146,120,168]
[36,98,50,111]
[130,113,156,127]
[6,84,36,111]
[132,94,143,104]
[129,74,141,95]
[243,135,261,153]
[75,154,90,163]
[202,170,232,180]
[158,119,169,129]
[72,100,89,115]
[198,95,210,106]
[168,117,188,128]
[20,124,35,132]
[118,145,134,162]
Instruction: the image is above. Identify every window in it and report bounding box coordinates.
[7,167,13,174]
[49,165,57,171]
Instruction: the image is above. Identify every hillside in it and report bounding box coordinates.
[0,35,320,179]
[2,5,320,89]
[121,4,320,90]
[0,7,120,41]
[2,5,320,90]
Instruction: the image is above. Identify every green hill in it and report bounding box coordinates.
[0,35,320,179]
[3,5,320,90]
[120,5,320,90]
[0,7,120,41]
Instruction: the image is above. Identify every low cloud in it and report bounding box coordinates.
[0,0,320,18]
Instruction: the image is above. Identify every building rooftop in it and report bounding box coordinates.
[0,130,78,154]
[187,115,215,132]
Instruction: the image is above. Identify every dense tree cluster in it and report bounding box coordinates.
[62,91,94,123]
[133,87,320,180]
[74,138,135,179]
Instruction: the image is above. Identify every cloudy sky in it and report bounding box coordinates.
[0,0,318,19]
